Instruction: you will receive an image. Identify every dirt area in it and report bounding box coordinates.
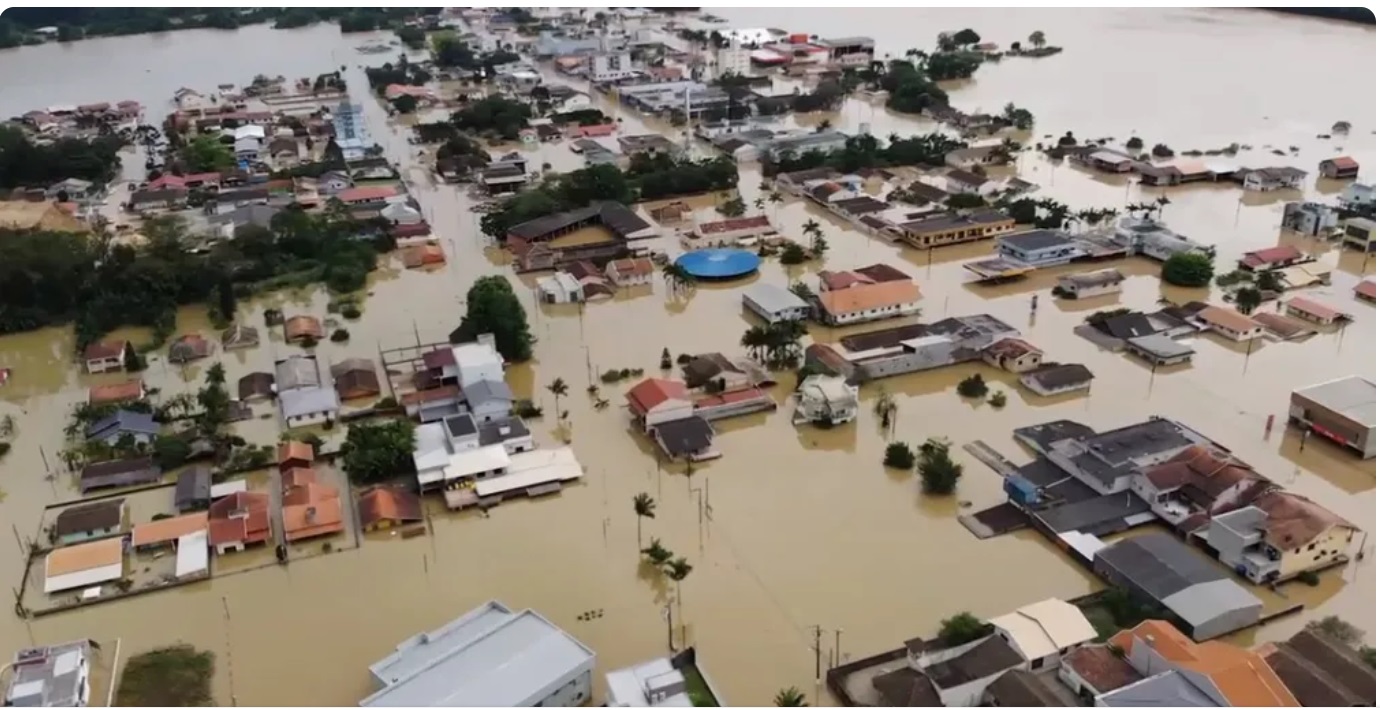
[550,225,618,249]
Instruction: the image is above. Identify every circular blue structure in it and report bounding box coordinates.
[675,248,762,280]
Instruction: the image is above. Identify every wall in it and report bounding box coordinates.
[531,668,594,706]
[1056,661,1097,701]
[857,340,956,380]
[1280,524,1354,578]
[645,400,695,428]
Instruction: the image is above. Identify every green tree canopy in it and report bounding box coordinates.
[918,437,963,495]
[341,419,417,485]
[453,276,535,362]
[181,134,235,173]
[937,612,988,647]
[1161,252,1214,287]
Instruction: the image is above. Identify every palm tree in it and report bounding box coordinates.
[774,687,809,707]
[662,262,694,295]
[768,190,784,218]
[547,378,569,420]
[633,492,657,546]
[1155,194,1172,220]
[206,362,226,386]
[758,179,772,193]
[740,324,771,361]
[641,537,673,565]
[1028,30,1046,49]
[802,219,826,258]
[754,196,766,213]
[665,556,694,619]
[816,118,832,132]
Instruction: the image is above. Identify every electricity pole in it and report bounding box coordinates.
[810,625,822,684]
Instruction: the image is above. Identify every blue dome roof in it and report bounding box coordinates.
[675,249,762,280]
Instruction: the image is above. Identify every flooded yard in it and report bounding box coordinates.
[0,7,1373,707]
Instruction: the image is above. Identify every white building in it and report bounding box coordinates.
[589,51,638,83]
[605,656,692,707]
[743,283,811,323]
[538,272,584,304]
[43,538,123,594]
[989,598,1097,672]
[362,600,596,707]
[793,375,859,426]
[5,640,93,707]
[1055,269,1125,299]
[453,335,506,388]
[714,42,751,77]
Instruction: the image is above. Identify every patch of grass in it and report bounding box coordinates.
[116,644,214,707]
[681,664,719,707]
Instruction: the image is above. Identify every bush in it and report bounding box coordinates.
[514,399,544,418]
[918,438,963,495]
[1151,143,1174,158]
[330,328,351,342]
[1161,252,1214,287]
[377,396,398,409]
[780,242,808,264]
[1297,569,1320,586]
[115,645,214,707]
[298,335,319,348]
[938,612,988,647]
[0,442,9,459]
[946,193,987,209]
[883,442,915,469]
[152,435,191,470]
[676,353,694,365]
[340,304,362,319]
[600,369,624,383]
[1125,136,1144,150]
[957,374,988,398]
[987,391,1007,408]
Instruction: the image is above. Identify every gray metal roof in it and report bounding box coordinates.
[5,641,91,707]
[279,387,340,419]
[479,418,531,447]
[462,378,514,407]
[85,409,159,441]
[1128,333,1194,358]
[443,413,478,439]
[1162,578,1262,627]
[1095,532,1222,599]
[743,282,808,316]
[362,601,595,707]
[1293,376,1376,428]
[275,356,322,391]
[1098,670,1217,707]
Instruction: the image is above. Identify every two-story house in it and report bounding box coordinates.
[1205,490,1358,584]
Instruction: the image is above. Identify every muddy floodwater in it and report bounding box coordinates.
[0,8,1374,707]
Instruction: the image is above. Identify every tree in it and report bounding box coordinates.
[1306,616,1364,647]
[717,195,746,217]
[1161,252,1214,287]
[152,435,191,470]
[1151,143,1175,158]
[937,612,987,647]
[957,373,988,398]
[780,242,808,265]
[952,28,981,46]
[1125,136,1144,150]
[1234,287,1262,315]
[884,442,915,469]
[453,276,534,361]
[1028,30,1046,48]
[665,556,694,618]
[633,492,657,546]
[1255,270,1284,293]
[123,344,146,372]
[181,134,235,172]
[340,419,416,485]
[988,391,1007,408]
[216,275,237,322]
[391,94,419,114]
[802,219,827,258]
[196,363,230,436]
[946,192,986,209]
[788,281,813,303]
[641,537,673,565]
[662,263,695,296]
[1001,102,1035,130]
[547,377,569,420]
[917,437,963,495]
[774,687,808,707]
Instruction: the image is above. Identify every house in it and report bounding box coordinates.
[945,145,1007,170]
[83,340,128,374]
[1108,620,1297,705]
[1110,216,1213,262]
[1018,417,1220,496]
[43,537,124,594]
[1290,375,1375,459]
[1341,217,1375,252]
[1092,533,1264,640]
[617,134,680,158]
[649,415,718,461]
[606,257,655,286]
[208,204,282,239]
[681,353,752,392]
[1125,333,1195,366]
[1355,278,1376,303]
[130,512,208,552]
[1318,156,1359,180]
[282,481,344,543]
[806,314,1020,383]
[946,168,995,195]
[462,379,515,423]
[174,467,213,512]
[1020,364,1094,397]
[46,178,96,202]
[361,601,596,707]
[647,201,692,224]
[1056,269,1125,299]
[1238,166,1307,192]
[762,129,849,161]
[1206,490,1357,584]
[1135,445,1267,529]
[128,188,188,212]
[1238,245,1311,272]
[413,421,457,489]
[53,500,125,546]
[1058,645,1144,701]
[817,280,923,326]
[277,440,315,472]
[358,486,424,532]
[923,635,1026,706]
[237,372,275,401]
[279,386,340,429]
[1338,182,1375,211]
[743,282,811,323]
[1263,628,1376,707]
[402,244,445,269]
[220,324,259,351]
[1281,202,1339,236]
[1084,149,1137,173]
[168,334,211,364]
[1195,305,1265,341]
[479,417,535,455]
[480,156,529,195]
[898,209,1016,249]
[1283,296,1346,326]
[337,185,397,207]
[283,315,324,343]
[982,338,1045,373]
[84,409,159,446]
[402,385,464,423]
[331,358,382,400]
[994,230,1082,267]
[317,170,353,194]
[2,640,95,707]
[793,374,859,426]
[79,457,161,494]
[207,491,271,554]
[685,215,775,250]
[88,380,145,406]
[440,444,511,486]
[626,378,694,430]
[989,598,1096,672]
[605,656,693,707]
[538,272,584,303]
[205,187,269,215]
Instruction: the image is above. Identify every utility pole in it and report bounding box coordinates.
[663,601,675,652]
[810,625,823,684]
[834,628,843,669]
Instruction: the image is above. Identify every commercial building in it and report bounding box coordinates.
[4,640,94,707]
[806,314,1020,384]
[1055,269,1125,299]
[362,600,595,707]
[332,101,371,160]
[897,209,1016,249]
[1109,216,1214,261]
[1289,375,1375,458]
[605,656,693,706]
[742,283,811,323]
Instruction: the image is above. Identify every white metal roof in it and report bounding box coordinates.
[44,563,122,594]
[210,479,247,499]
[175,530,209,578]
[744,282,808,316]
[362,603,595,707]
[606,657,692,707]
[443,444,511,482]
[1294,376,1376,428]
[475,448,583,498]
[990,598,1096,660]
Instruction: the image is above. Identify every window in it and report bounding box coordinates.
[1308,542,1317,551]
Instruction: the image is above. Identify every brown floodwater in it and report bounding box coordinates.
[0,9,1374,707]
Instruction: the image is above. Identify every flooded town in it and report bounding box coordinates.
[0,6,1374,708]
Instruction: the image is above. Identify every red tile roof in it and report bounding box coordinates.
[400,385,460,406]
[1063,646,1143,694]
[698,215,773,235]
[626,378,690,415]
[89,380,143,405]
[984,337,1042,359]
[1285,296,1343,321]
[819,270,874,291]
[609,257,654,277]
[84,340,127,362]
[1324,156,1359,170]
[1355,279,1376,300]
[277,440,315,468]
[358,486,424,528]
[337,185,397,203]
[1240,245,1304,269]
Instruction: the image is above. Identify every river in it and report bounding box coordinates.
[0,9,1373,706]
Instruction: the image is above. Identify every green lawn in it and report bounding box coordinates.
[681,664,719,707]
[115,645,214,707]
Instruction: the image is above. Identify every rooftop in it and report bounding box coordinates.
[1265,628,1375,707]
[1062,645,1143,694]
[508,201,651,241]
[989,598,1097,661]
[1111,620,1296,706]
[4,641,92,707]
[1293,375,1375,427]
[925,636,1022,689]
[1000,229,1075,252]
[362,601,595,707]
[818,280,921,317]
[53,500,124,537]
[743,282,809,315]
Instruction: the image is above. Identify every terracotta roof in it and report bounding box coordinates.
[1198,305,1260,331]
[1111,621,1297,706]
[818,269,874,291]
[698,215,772,235]
[1254,490,1355,550]
[84,340,127,361]
[131,512,208,547]
[1063,645,1143,693]
[282,497,344,541]
[421,348,456,370]
[402,244,446,268]
[207,491,271,547]
[1142,446,1263,505]
[626,378,690,414]
[337,185,397,203]
[565,260,605,281]
[1323,156,1359,170]
[1355,279,1376,299]
[209,490,270,519]
[284,481,338,507]
[1240,245,1304,269]
[609,257,655,277]
[88,380,144,405]
[818,280,921,317]
[281,467,317,490]
[168,334,211,362]
[854,263,912,283]
[46,537,124,577]
[284,315,323,340]
[277,440,315,467]
[984,337,1042,359]
[400,385,460,406]
[1285,296,1343,321]
[358,486,424,528]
